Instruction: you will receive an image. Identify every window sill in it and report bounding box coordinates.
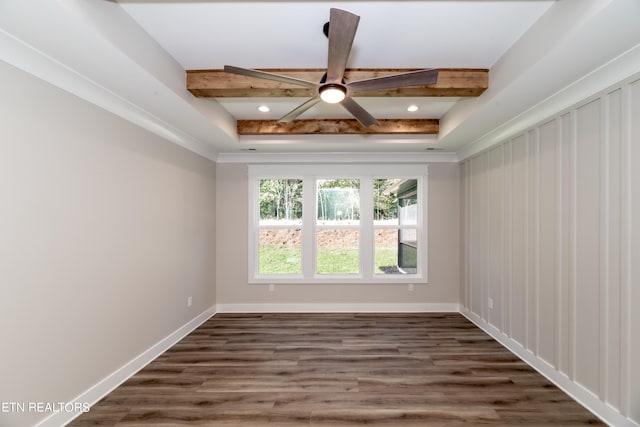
[249,276,427,285]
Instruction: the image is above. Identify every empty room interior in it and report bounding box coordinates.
[1,1,639,426]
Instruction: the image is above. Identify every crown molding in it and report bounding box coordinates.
[216,151,459,164]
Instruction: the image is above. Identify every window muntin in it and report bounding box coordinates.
[249,165,427,284]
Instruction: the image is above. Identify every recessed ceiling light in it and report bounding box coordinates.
[257,105,270,112]
[407,105,419,112]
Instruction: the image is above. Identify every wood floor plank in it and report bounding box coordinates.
[69,313,603,426]
[309,408,501,426]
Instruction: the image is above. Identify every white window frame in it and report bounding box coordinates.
[248,164,428,284]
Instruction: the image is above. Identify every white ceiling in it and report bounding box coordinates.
[119,1,552,123]
[2,1,639,158]
[119,1,552,70]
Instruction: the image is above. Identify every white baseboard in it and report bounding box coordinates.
[460,308,638,427]
[36,305,216,427]
[216,303,460,313]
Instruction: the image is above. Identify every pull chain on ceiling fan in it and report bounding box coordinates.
[224,8,438,127]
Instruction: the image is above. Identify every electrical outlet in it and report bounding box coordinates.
[269,284,275,292]
[488,297,493,309]
[408,283,414,292]
[187,296,192,307]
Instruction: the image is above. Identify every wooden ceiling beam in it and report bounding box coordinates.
[187,68,488,98]
[237,119,439,135]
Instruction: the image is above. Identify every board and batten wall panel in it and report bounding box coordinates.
[574,98,602,393]
[537,119,557,366]
[527,129,539,355]
[628,79,640,423]
[487,146,504,329]
[461,75,640,426]
[559,111,573,379]
[469,156,484,316]
[510,135,528,347]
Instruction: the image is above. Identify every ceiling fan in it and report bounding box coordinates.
[224,8,439,128]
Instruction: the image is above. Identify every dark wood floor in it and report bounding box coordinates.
[69,313,603,426]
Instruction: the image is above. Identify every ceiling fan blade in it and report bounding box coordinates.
[326,8,360,84]
[224,65,318,88]
[278,97,322,123]
[340,97,378,127]
[347,69,439,92]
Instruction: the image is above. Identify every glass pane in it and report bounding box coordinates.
[374,228,399,274]
[374,228,417,275]
[373,179,418,227]
[316,179,360,224]
[399,198,418,226]
[316,229,359,275]
[259,179,303,225]
[399,179,418,226]
[398,228,417,274]
[258,229,301,274]
[373,179,400,225]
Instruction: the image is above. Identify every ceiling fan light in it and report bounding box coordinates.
[319,84,346,104]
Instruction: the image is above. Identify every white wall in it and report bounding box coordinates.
[0,62,217,427]
[216,162,460,311]
[461,74,640,426]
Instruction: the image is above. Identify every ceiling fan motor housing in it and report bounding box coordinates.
[319,83,347,103]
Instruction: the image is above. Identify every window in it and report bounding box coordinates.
[374,178,418,275]
[316,179,360,275]
[249,165,427,284]
[258,179,302,275]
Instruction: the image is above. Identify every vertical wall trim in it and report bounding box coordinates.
[470,155,479,316]
[481,152,488,321]
[555,117,563,370]
[466,160,472,312]
[466,161,472,310]
[600,93,610,401]
[468,161,472,310]
[559,113,571,376]
[423,166,429,284]
[569,109,578,381]
[504,141,512,337]
[533,128,541,357]
[619,83,632,417]
[499,145,506,331]
[524,132,530,350]
[461,162,466,308]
